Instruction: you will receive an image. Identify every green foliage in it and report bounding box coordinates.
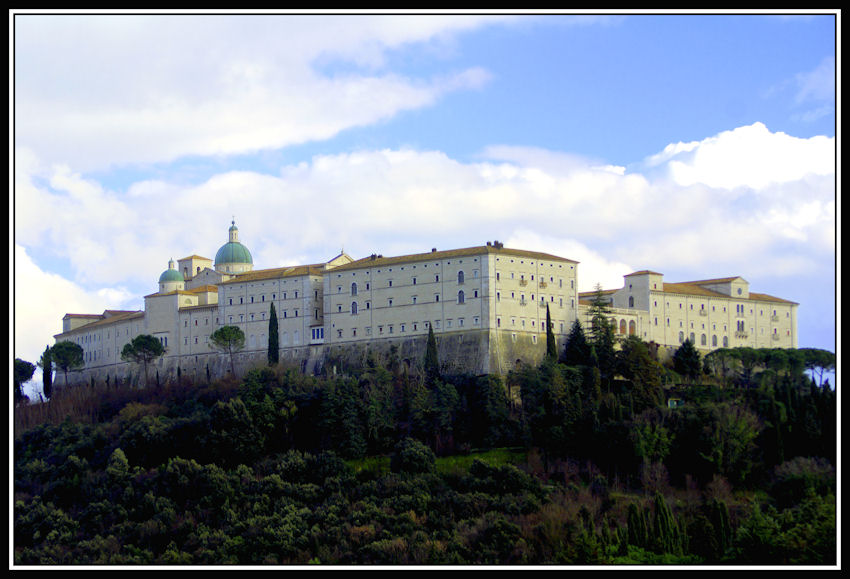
[587,285,617,387]
[268,302,279,366]
[15,358,37,402]
[49,341,84,386]
[120,334,166,387]
[209,325,246,377]
[39,345,54,400]
[617,336,663,412]
[672,339,701,383]
[12,352,836,565]
[651,491,683,555]
[391,438,436,475]
[545,304,557,360]
[562,319,591,367]
[423,325,440,386]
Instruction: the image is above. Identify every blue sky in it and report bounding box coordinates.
[12,11,838,395]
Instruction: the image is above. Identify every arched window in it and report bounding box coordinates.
[458,271,465,285]
[457,290,465,304]
[351,302,358,315]
[628,296,634,308]
[712,335,718,347]
[629,320,636,335]
[351,282,357,296]
[689,332,695,343]
[619,320,627,334]
[678,331,684,344]
[700,334,707,346]
[723,336,728,347]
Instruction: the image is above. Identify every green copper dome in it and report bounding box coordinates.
[215,242,253,265]
[215,220,253,268]
[159,266,183,283]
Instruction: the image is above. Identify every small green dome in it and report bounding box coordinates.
[159,267,183,283]
[215,242,253,265]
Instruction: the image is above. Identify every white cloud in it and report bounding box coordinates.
[13,244,139,371]
[654,122,834,190]
[794,56,835,104]
[14,15,500,171]
[503,231,633,291]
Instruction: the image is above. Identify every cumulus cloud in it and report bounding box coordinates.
[13,244,140,373]
[647,122,834,190]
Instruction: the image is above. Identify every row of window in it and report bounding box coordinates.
[335,316,483,339]
[495,291,573,308]
[340,289,481,313]
[495,318,566,333]
[495,272,572,289]
[226,290,305,306]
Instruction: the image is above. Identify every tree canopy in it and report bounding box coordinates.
[210,325,246,377]
[48,341,84,387]
[14,358,36,403]
[121,334,166,387]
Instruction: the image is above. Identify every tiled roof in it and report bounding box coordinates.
[219,264,325,284]
[178,255,212,261]
[747,291,798,305]
[55,310,144,337]
[333,245,577,272]
[660,282,730,298]
[624,270,663,277]
[685,276,745,285]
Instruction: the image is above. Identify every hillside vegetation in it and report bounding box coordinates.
[14,340,836,565]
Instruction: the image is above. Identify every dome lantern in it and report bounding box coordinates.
[215,220,253,274]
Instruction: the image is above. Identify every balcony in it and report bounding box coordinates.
[771,334,781,341]
[539,281,548,289]
[770,315,780,322]
[735,331,749,339]
[519,299,527,307]
[698,309,708,316]
[519,279,528,287]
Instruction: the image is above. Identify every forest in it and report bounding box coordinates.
[13,317,837,566]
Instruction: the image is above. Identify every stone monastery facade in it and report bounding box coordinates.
[54,222,798,385]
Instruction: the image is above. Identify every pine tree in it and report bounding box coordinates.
[210,325,246,377]
[588,284,617,388]
[49,341,84,387]
[563,319,591,366]
[673,338,702,384]
[121,334,166,387]
[268,302,279,366]
[14,358,36,403]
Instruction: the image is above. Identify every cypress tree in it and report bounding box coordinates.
[545,304,557,360]
[424,324,440,387]
[709,498,732,556]
[627,502,649,548]
[652,491,682,555]
[39,345,53,400]
[268,302,279,365]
